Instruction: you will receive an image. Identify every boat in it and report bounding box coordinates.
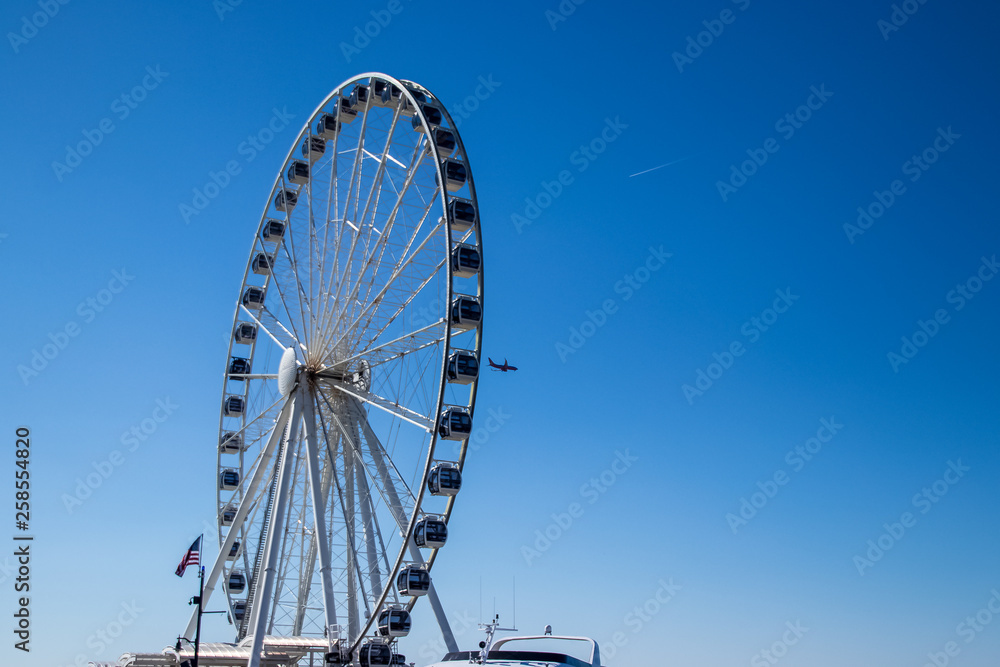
[424,619,603,667]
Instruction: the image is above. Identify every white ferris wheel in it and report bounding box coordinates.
[185,72,484,666]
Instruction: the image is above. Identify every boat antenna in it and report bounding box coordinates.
[476,614,517,664]
[512,576,516,629]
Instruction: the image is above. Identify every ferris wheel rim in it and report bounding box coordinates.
[402,80,485,609]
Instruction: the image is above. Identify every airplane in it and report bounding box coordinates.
[488,357,518,372]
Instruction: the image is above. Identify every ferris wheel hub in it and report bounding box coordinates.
[277,346,299,397]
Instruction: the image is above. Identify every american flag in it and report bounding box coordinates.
[175,536,201,577]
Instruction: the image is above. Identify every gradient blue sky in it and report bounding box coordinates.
[2,1,999,666]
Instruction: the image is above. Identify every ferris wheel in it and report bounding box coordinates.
[184,73,484,665]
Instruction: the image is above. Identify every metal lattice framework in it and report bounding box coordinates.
[184,73,484,666]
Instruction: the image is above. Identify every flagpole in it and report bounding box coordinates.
[194,536,204,667]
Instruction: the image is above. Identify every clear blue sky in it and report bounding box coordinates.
[2,1,999,666]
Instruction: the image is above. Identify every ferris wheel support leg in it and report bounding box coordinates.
[249,390,304,667]
[353,402,408,528]
[302,392,339,630]
[354,435,385,601]
[427,582,459,653]
[405,542,459,654]
[183,395,295,641]
[355,404,459,651]
[342,419,362,639]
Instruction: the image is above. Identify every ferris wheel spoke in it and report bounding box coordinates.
[278,200,313,353]
[364,146,436,272]
[350,401,417,525]
[352,141,402,256]
[317,87,352,327]
[328,260,446,368]
[304,168,319,347]
[344,256,447,360]
[324,381,433,432]
[351,412,405,580]
[351,186,441,326]
[323,104,403,343]
[322,397,426,524]
[352,135,426,274]
[335,104,375,288]
[220,393,287,449]
[343,146,434,320]
[264,245,311,348]
[262,306,305,351]
[316,142,429,353]
[346,98,380,226]
[273,232,314,344]
[239,305,297,352]
[316,390,416,537]
[333,321,446,373]
[324,206,443,360]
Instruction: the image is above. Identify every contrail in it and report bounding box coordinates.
[629,155,692,178]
